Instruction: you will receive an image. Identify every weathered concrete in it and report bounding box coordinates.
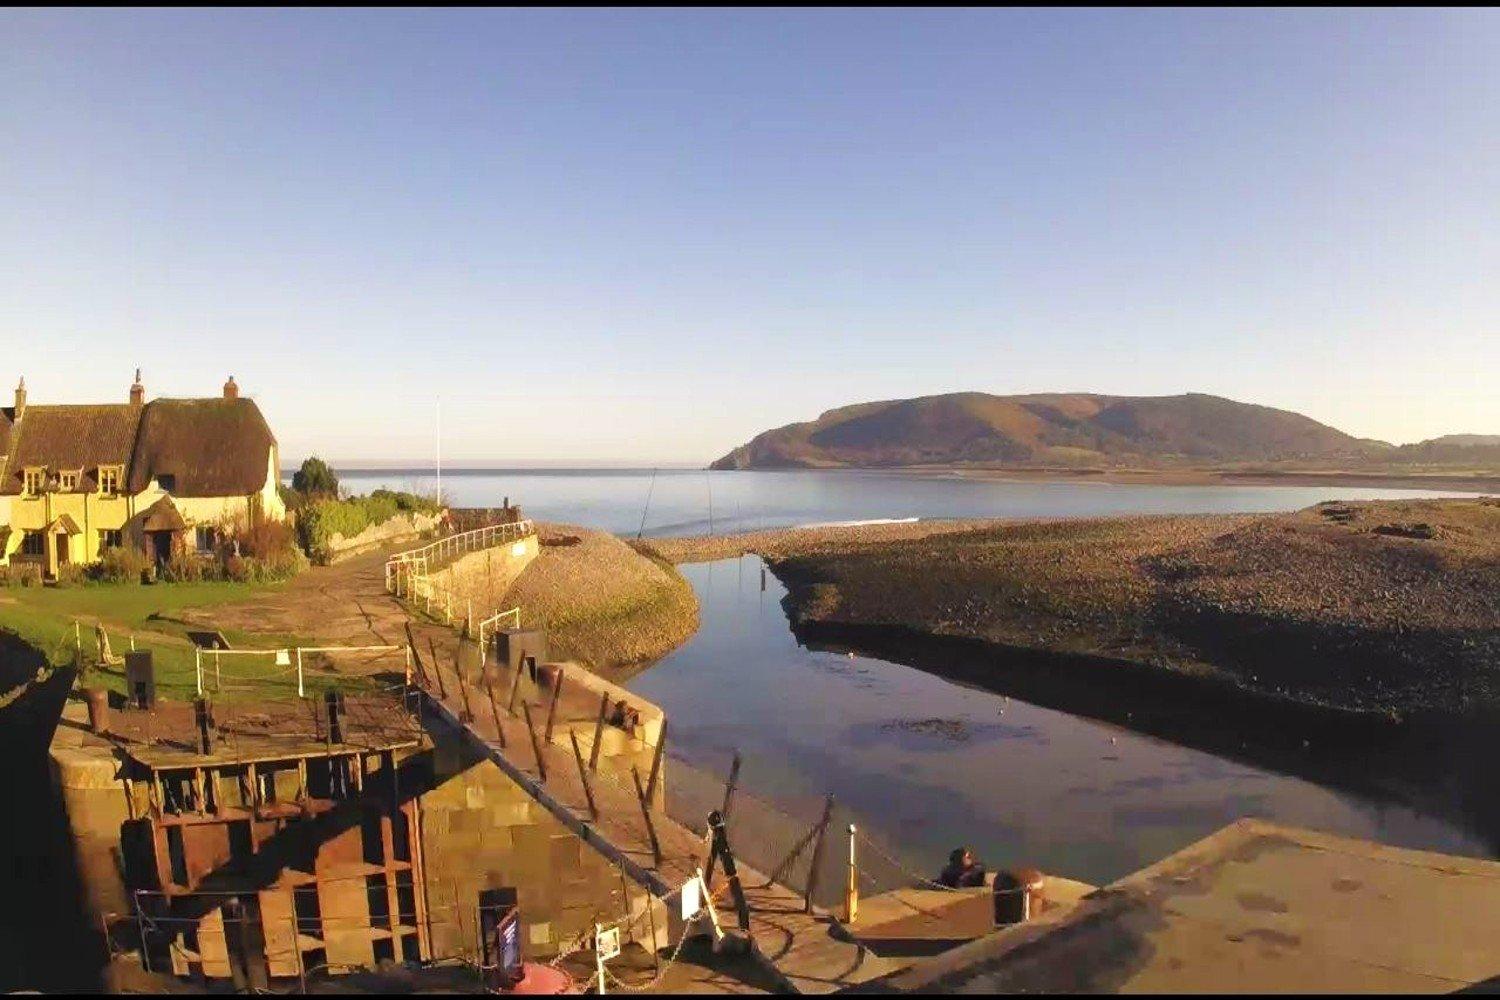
[879,818,1500,993]
[325,511,443,563]
[419,721,649,961]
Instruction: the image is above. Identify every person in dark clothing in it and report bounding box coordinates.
[938,847,987,888]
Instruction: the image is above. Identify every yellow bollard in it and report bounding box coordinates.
[846,824,859,924]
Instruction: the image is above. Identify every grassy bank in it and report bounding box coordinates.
[0,578,309,700]
[505,524,699,673]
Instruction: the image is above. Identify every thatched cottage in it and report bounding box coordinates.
[0,371,285,576]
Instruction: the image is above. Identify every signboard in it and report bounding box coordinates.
[596,924,621,962]
[681,875,702,921]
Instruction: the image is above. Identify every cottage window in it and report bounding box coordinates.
[156,474,176,493]
[97,467,121,496]
[58,471,79,492]
[22,468,45,495]
[98,529,123,553]
[21,531,44,557]
[195,525,217,554]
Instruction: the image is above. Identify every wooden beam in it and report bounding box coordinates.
[720,751,742,824]
[485,676,506,749]
[644,719,667,806]
[521,702,547,783]
[631,766,662,866]
[589,691,609,772]
[542,668,564,744]
[569,730,598,820]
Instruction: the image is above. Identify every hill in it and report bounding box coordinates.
[711,392,1387,470]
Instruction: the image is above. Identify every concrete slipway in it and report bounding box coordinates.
[872,818,1500,993]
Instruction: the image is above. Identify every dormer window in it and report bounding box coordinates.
[22,468,45,496]
[97,466,121,496]
[58,470,80,492]
[156,474,176,493]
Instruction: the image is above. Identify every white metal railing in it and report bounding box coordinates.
[475,607,522,666]
[384,519,534,596]
[193,644,410,698]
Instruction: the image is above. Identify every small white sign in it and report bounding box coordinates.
[681,876,702,921]
[596,924,621,961]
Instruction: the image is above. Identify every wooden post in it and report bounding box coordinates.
[631,766,662,866]
[644,719,667,806]
[708,810,751,931]
[589,692,609,772]
[845,824,859,924]
[506,651,524,714]
[485,677,506,749]
[570,730,598,819]
[404,623,428,688]
[720,752,742,823]
[804,794,835,914]
[426,638,448,699]
[543,668,564,745]
[521,702,547,782]
[453,643,474,723]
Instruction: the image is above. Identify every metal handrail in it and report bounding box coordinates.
[384,519,534,595]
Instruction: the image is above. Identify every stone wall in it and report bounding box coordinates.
[418,723,662,961]
[424,533,540,613]
[325,511,444,563]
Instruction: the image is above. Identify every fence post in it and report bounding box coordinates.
[485,677,506,749]
[804,794,835,914]
[589,692,609,772]
[543,668,564,744]
[570,730,598,819]
[195,648,203,697]
[644,719,667,805]
[845,824,859,924]
[631,766,663,866]
[521,702,547,782]
[720,752,742,823]
[295,648,304,699]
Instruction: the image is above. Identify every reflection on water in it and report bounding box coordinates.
[338,467,1475,538]
[628,556,1489,887]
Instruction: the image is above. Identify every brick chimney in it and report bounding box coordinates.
[223,375,239,399]
[13,376,25,421]
[129,368,144,407]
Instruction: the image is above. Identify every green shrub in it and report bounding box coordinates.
[297,491,442,564]
[94,546,151,584]
[291,456,340,498]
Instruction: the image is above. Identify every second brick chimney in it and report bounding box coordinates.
[223,375,239,399]
[129,368,145,407]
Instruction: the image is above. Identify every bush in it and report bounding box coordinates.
[0,563,42,587]
[162,551,213,583]
[55,563,89,587]
[94,546,151,584]
[297,490,443,564]
[291,456,340,498]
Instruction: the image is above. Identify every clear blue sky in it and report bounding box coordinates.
[2,9,1496,464]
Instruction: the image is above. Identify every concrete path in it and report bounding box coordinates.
[880,818,1500,993]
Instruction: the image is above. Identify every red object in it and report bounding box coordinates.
[501,963,575,994]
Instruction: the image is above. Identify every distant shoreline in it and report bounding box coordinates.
[308,465,1497,493]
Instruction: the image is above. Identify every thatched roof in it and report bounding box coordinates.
[0,404,139,495]
[0,391,277,498]
[139,496,187,532]
[128,398,276,497]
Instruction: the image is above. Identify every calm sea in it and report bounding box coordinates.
[334,467,1474,535]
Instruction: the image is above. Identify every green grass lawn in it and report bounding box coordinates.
[0,579,320,701]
